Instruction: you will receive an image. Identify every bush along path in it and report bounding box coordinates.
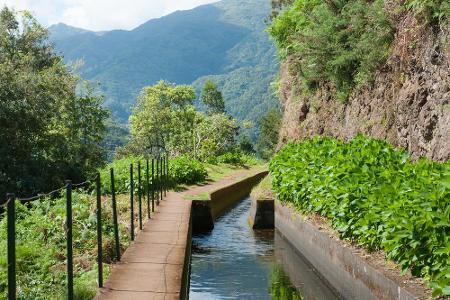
[270,135,450,297]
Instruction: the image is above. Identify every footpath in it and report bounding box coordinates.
[96,167,262,300]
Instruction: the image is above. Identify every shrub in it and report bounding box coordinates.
[98,156,143,194]
[269,0,394,102]
[270,136,450,297]
[217,152,244,165]
[216,152,261,166]
[405,0,450,24]
[169,156,207,185]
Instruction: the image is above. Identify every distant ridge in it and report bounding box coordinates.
[50,0,279,138]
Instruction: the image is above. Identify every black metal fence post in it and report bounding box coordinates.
[152,159,155,210]
[163,156,166,197]
[66,181,74,300]
[130,164,134,241]
[95,174,103,288]
[7,193,16,300]
[110,169,120,261]
[160,157,163,202]
[156,158,160,206]
[138,161,143,230]
[166,156,169,194]
[146,159,150,218]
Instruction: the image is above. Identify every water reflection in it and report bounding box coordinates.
[189,197,338,299]
[270,266,303,300]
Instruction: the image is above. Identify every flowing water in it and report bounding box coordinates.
[189,196,340,300]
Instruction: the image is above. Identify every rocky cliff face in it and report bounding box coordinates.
[278,8,450,162]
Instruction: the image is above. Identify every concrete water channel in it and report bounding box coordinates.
[189,196,338,299]
[98,169,426,299]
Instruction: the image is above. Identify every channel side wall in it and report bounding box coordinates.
[274,201,423,300]
[192,170,268,232]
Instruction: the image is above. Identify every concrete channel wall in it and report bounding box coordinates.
[274,201,423,300]
[191,170,268,232]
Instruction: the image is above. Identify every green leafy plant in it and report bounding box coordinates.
[169,156,208,185]
[405,0,450,24]
[217,152,245,165]
[98,156,144,194]
[269,0,394,103]
[270,136,450,297]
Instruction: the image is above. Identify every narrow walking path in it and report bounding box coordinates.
[96,167,264,300]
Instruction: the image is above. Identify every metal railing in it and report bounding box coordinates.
[2,156,169,300]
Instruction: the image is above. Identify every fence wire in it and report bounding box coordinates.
[18,186,66,202]
[16,175,97,202]
[0,198,11,208]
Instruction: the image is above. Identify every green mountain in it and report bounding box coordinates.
[49,0,279,138]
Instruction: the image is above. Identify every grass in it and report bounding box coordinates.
[250,175,275,201]
[204,163,247,182]
[183,192,210,201]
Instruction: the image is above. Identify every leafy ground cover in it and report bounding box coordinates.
[0,192,139,299]
[270,136,450,297]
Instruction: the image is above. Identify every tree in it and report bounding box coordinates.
[239,135,255,154]
[201,80,225,115]
[193,113,239,161]
[128,81,196,156]
[0,7,108,199]
[256,108,282,160]
[127,81,240,162]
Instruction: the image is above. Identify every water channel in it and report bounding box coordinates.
[189,196,340,299]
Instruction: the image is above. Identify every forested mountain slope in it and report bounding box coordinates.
[50,0,278,136]
[270,0,449,161]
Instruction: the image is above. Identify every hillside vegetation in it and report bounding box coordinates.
[50,0,279,139]
[270,0,450,162]
[269,0,449,103]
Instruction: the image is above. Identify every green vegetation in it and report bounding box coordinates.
[183,192,210,201]
[50,0,279,140]
[99,156,143,194]
[0,192,133,299]
[250,175,274,201]
[270,266,303,300]
[405,0,450,23]
[169,156,207,185]
[270,136,450,296]
[123,80,247,164]
[256,108,282,160]
[0,8,108,200]
[269,0,449,103]
[101,119,130,161]
[204,163,245,182]
[269,0,394,103]
[201,80,226,115]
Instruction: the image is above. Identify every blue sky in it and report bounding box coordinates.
[1,0,219,31]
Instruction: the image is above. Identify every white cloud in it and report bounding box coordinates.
[0,0,219,31]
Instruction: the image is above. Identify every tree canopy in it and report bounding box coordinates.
[0,7,108,199]
[125,81,239,161]
[256,108,282,159]
[201,80,226,115]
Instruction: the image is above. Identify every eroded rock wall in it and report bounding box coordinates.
[278,10,450,162]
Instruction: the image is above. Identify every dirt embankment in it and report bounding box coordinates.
[278,7,450,162]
